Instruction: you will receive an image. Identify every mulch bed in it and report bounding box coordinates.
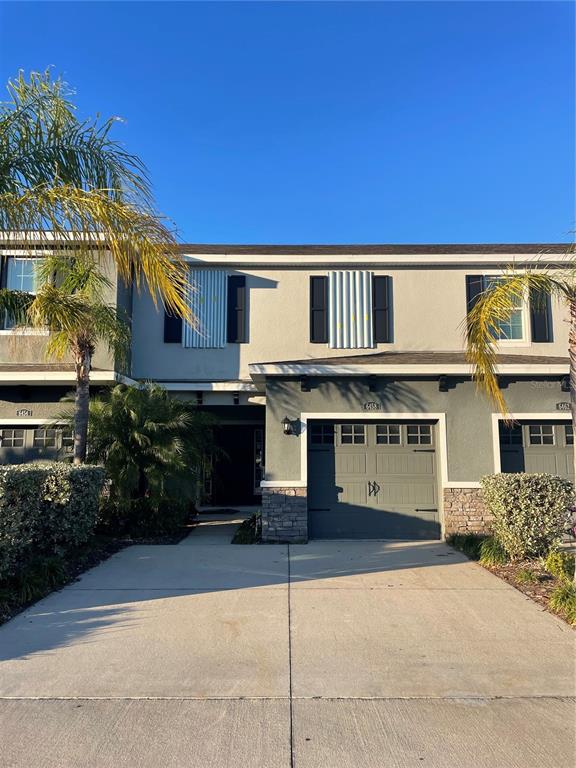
[480,559,569,620]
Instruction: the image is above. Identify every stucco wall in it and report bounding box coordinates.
[263,376,571,484]
[130,266,570,381]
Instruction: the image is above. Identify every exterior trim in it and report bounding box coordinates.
[0,370,133,385]
[249,362,569,377]
[491,412,573,474]
[160,381,260,392]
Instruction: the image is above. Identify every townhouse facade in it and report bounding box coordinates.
[0,242,573,542]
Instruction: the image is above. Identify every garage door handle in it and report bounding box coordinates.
[413,449,435,453]
[415,508,438,512]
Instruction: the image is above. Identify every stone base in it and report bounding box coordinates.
[444,487,493,536]
[261,487,308,543]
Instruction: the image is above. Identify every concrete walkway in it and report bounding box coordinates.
[0,527,574,767]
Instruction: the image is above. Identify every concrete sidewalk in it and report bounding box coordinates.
[0,533,574,767]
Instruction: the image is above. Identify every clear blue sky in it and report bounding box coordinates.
[0,1,574,244]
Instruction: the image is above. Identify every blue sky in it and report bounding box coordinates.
[0,1,574,244]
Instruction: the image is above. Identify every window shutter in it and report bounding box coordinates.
[227,275,247,343]
[310,276,328,343]
[163,310,182,344]
[183,269,227,348]
[465,275,484,311]
[530,288,553,342]
[373,276,392,343]
[328,271,374,349]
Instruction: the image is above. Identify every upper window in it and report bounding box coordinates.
[528,424,554,445]
[310,423,334,445]
[3,257,43,329]
[340,424,366,445]
[484,276,525,341]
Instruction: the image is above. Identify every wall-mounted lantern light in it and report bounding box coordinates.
[561,376,570,393]
[282,416,295,435]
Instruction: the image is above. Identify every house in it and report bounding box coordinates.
[0,242,573,542]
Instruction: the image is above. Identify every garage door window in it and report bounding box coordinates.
[407,424,432,445]
[376,424,401,444]
[0,428,24,447]
[311,423,334,445]
[528,425,554,445]
[340,424,365,444]
[565,425,573,445]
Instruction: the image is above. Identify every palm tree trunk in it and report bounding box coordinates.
[73,344,92,465]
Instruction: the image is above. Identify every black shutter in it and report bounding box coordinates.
[466,275,485,311]
[310,276,328,343]
[530,288,553,342]
[373,276,392,343]
[163,309,182,344]
[227,275,247,343]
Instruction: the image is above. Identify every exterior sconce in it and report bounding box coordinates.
[233,392,240,405]
[561,376,570,393]
[282,416,295,435]
[438,376,449,392]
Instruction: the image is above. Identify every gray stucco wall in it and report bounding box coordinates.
[264,376,570,484]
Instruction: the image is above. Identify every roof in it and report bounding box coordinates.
[264,351,570,367]
[178,243,572,256]
[249,350,570,378]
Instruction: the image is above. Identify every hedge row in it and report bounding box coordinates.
[0,463,105,581]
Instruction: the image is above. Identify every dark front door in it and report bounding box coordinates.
[211,424,264,505]
[308,421,440,540]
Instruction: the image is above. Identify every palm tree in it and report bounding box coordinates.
[465,265,576,479]
[0,253,130,463]
[84,382,216,511]
[0,70,190,319]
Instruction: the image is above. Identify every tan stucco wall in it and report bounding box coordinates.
[130,266,570,381]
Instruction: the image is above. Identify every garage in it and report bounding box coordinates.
[307,420,440,539]
[499,420,574,480]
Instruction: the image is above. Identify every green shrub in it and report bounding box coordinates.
[97,497,190,537]
[480,474,574,561]
[549,582,576,625]
[0,463,104,580]
[446,534,485,560]
[232,512,262,544]
[479,536,508,566]
[544,549,575,583]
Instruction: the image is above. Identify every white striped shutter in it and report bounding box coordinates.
[328,270,374,349]
[183,269,227,348]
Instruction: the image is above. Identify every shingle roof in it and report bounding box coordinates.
[263,351,570,367]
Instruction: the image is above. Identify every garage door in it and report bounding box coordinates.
[307,421,440,539]
[499,421,574,481]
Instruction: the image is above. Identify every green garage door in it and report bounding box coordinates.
[308,421,440,539]
[500,421,574,481]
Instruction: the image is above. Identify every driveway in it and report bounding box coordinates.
[0,523,574,767]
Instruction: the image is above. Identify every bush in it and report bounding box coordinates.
[544,549,576,583]
[480,474,574,561]
[0,463,104,580]
[549,582,576,625]
[479,536,508,566]
[515,567,538,585]
[232,512,262,544]
[97,497,190,537]
[446,533,485,560]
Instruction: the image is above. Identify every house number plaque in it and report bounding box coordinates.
[556,402,571,412]
[363,402,382,411]
[16,408,33,417]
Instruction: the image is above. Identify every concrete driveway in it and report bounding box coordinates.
[0,528,574,767]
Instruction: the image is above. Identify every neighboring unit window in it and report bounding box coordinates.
[565,424,573,446]
[373,276,392,343]
[33,428,57,448]
[227,275,247,343]
[340,424,366,445]
[163,308,182,344]
[376,424,401,444]
[310,423,334,445]
[310,276,328,343]
[3,257,43,329]
[0,428,24,447]
[61,428,74,452]
[528,424,554,445]
[499,423,522,445]
[407,424,432,445]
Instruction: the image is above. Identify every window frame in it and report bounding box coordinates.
[481,274,529,345]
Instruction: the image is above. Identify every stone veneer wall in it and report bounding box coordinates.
[443,487,493,536]
[261,487,308,543]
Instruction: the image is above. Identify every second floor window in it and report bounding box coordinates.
[309,272,393,347]
[2,257,43,329]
